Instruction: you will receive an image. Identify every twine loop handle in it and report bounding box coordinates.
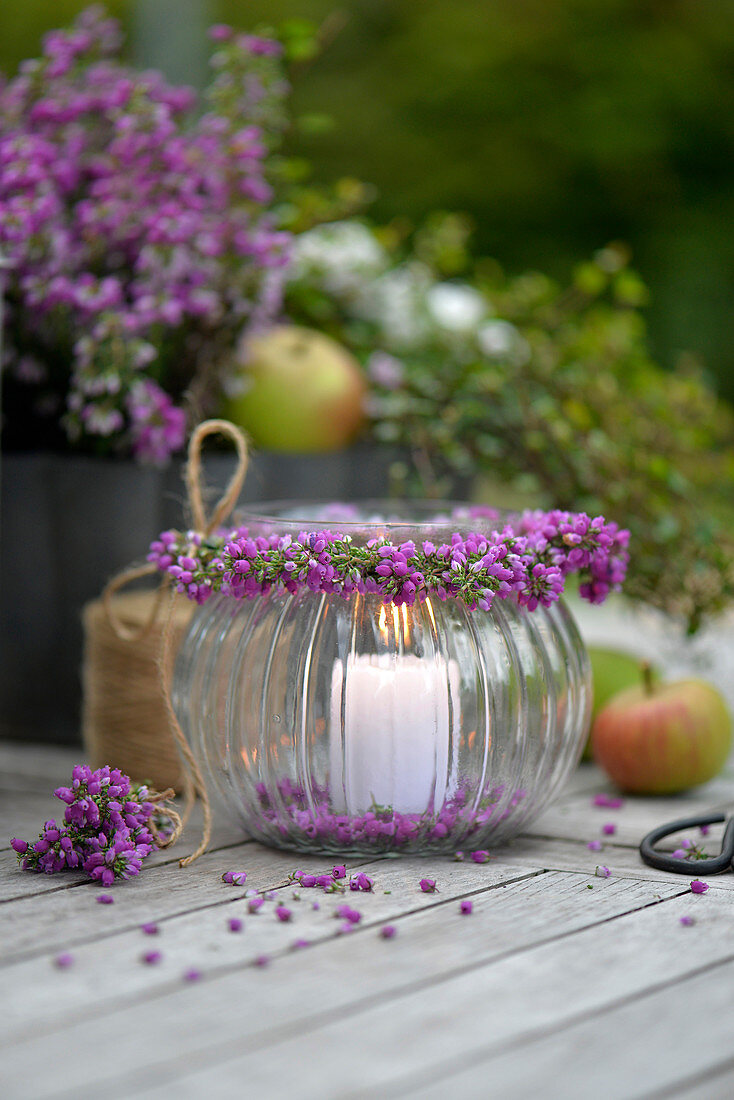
[102,419,250,865]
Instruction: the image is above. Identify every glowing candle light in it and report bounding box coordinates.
[329,600,460,814]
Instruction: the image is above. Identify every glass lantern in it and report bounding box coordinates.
[172,501,592,855]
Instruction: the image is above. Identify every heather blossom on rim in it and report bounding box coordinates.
[147,508,629,611]
[0,5,291,463]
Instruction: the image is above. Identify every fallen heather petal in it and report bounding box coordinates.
[275,905,292,922]
[470,850,490,864]
[380,925,397,939]
[247,898,264,914]
[679,915,696,926]
[291,939,309,950]
[587,840,603,852]
[419,878,437,892]
[183,968,202,982]
[595,865,611,878]
[228,917,243,932]
[54,952,74,969]
[602,823,616,836]
[222,871,247,886]
[592,794,624,809]
[141,922,159,935]
[460,899,473,915]
[690,880,709,894]
[253,954,270,967]
[96,894,114,905]
[142,951,162,965]
[454,851,465,861]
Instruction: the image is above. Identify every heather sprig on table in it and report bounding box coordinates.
[10,764,175,886]
[147,508,629,611]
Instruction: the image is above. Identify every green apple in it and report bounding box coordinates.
[591,668,732,794]
[581,647,657,760]
[222,325,367,453]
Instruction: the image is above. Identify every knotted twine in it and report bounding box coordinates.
[101,419,249,865]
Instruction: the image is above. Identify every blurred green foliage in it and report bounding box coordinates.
[2,0,733,398]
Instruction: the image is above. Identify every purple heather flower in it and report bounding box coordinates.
[454,851,465,861]
[380,925,397,939]
[671,848,688,860]
[312,901,320,911]
[679,916,696,926]
[228,917,243,932]
[142,951,162,965]
[275,905,292,922]
[335,904,361,924]
[54,952,74,969]
[291,939,309,950]
[602,823,616,836]
[142,922,159,935]
[96,894,114,905]
[350,872,374,892]
[253,954,270,968]
[594,796,625,814]
[222,870,247,886]
[419,878,437,893]
[587,840,603,852]
[690,880,709,894]
[700,825,711,837]
[460,899,473,915]
[247,897,264,914]
[595,866,611,878]
[183,968,202,982]
[470,851,490,864]
[331,864,346,879]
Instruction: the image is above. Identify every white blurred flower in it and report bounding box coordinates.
[477,319,531,364]
[290,221,388,297]
[426,282,486,333]
[357,262,433,348]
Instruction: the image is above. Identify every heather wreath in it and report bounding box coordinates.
[0,6,291,463]
[147,509,630,611]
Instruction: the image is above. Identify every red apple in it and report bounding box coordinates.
[591,665,732,794]
[222,325,367,453]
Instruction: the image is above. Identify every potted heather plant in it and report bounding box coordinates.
[0,8,299,741]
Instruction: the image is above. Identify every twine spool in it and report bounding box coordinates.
[82,590,194,792]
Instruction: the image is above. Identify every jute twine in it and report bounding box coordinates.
[92,419,249,866]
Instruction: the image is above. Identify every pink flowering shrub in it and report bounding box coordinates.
[0,6,291,463]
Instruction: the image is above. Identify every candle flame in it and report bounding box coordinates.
[377,602,411,646]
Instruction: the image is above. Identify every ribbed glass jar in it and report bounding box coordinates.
[172,501,592,855]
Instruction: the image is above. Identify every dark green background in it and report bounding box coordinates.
[3,0,733,399]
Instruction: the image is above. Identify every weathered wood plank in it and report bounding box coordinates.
[398,956,734,1100]
[0,871,688,1098]
[104,884,732,1100]
[0,742,78,791]
[0,859,546,1043]
[500,834,734,890]
[525,772,734,848]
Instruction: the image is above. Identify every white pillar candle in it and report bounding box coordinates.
[329,652,461,815]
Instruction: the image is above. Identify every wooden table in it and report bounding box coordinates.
[2,738,734,1100]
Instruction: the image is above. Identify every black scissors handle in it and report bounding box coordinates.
[640,812,734,875]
